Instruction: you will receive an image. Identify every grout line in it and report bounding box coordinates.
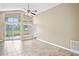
[37,39,79,55]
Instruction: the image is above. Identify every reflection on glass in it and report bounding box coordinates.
[23,24,30,35]
[6,24,13,37]
[5,16,20,23]
[5,16,20,40]
[24,25,28,31]
[13,24,20,36]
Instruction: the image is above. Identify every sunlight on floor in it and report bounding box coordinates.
[4,40,22,55]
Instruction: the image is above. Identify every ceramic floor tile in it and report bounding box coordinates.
[0,40,79,56]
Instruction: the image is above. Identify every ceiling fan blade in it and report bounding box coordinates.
[31,12,36,15]
[32,10,37,12]
[23,8,27,11]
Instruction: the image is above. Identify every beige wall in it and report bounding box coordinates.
[0,13,4,41]
[34,3,79,48]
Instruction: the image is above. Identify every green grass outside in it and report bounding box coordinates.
[6,29,29,37]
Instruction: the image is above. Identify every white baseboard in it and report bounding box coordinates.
[37,39,79,54]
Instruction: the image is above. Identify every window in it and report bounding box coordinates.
[5,16,20,23]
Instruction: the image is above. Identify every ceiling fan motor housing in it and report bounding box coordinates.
[27,10,31,13]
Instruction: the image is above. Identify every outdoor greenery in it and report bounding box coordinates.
[6,28,29,37]
[5,16,32,37]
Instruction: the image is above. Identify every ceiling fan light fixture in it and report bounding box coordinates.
[25,12,33,17]
[28,12,31,16]
[23,3,37,17]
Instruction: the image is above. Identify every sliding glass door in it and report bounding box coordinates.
[5,16,21,40]
[4,15,33,40]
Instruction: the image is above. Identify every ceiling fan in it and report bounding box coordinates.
[23,3,37,16]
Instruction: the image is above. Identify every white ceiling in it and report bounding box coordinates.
[0,3,60,14]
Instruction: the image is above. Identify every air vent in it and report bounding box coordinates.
[70,40,79,52]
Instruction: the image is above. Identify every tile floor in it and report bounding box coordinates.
[0,39,79,56]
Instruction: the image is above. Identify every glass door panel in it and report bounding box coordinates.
[13,23,21,39]
[23,24,29,35]
[5,24,13,40]
[5,16,21,40]
[22,23,33,40]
